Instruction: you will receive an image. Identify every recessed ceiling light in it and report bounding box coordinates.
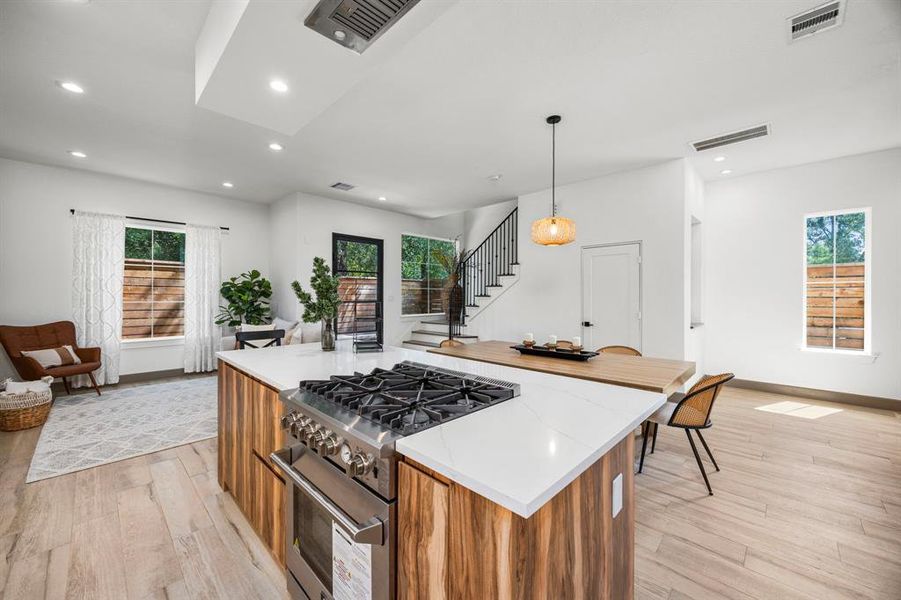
[334,30,346,40]
[377,196,387,202]
[269,142,284,151]
[269,79,288,93]
[57,80,84,94]
[720,169,732,175]
[68,150,87,158]
[488,174,503,182]
[713,156,726,162]
[222,181,234,188]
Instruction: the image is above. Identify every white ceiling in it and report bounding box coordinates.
[1,0,899,217]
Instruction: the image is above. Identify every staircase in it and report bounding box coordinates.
[403,207,519,350]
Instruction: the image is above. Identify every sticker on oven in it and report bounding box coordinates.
[332,522,373,600]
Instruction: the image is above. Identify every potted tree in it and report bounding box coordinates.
[215,270,273,327]
[431,242,467,346]
[292,257,341,351]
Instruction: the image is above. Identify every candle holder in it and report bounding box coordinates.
[545,342,558,351]
[572,344,583,353]
[523,339,535,348]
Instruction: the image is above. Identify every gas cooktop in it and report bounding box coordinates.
[297,361,519,436]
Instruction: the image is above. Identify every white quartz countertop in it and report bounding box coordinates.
[217,342,665,518]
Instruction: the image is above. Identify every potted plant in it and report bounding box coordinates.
[292,257,341,351]
[431,242,467,345]
[215,270,273,327]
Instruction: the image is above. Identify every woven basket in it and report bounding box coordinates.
[0,388,52,431]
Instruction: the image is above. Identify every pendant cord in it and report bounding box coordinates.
[551,123,557,217]
[551,121,556,217]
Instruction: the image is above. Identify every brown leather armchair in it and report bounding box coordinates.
[0,321,103,395]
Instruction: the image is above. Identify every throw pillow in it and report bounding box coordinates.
[20,346,82,368]
[273,317,298,332]
[239,323,275,334]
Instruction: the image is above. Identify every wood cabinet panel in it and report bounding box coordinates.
[399,435,634,600]
[398,462,448,600]
[218,360,285,566]
[252,381,283,470]
[217,361,253,516]
[252,456,286,566]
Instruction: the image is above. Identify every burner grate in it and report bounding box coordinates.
[297,362,519,435]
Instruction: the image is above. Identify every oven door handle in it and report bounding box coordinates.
[270,448,384,546]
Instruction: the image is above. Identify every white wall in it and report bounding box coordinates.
[463,198,517,251]
[0,158,270,376]
[705,148,901,400]
[268,193,464,346]
[467,160,691,362]
[683,162,705,384]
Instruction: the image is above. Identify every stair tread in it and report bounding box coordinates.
[412,330,478,338]
[403,339,441,348]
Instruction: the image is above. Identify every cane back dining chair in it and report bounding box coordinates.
[639,372,735,495]
[597,345,642,356]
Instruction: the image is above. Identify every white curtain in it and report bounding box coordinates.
[184,224,221,373]
[72,211,126,386]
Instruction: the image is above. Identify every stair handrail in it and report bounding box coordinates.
[460,206,518,326]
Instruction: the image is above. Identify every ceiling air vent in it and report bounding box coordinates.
[305,0,421,54]
[331,182,356,191]
[691,124,770,152]
[788,1,845,42]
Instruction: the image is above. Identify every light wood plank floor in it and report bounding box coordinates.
[635,387,901,600]
[1,384,898,599]
[0,387,287,600]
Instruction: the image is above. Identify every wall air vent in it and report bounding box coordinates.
[331,182,356,191]
[305,0,421,54]
[788,1,845,42]
[691,124,770,152]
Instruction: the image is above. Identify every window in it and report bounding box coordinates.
[123,226,185,339]
[401,234,456,315]
[804,209,869,352]
[333,234,383,341]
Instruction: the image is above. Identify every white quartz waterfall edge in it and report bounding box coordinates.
[25,377,217,483]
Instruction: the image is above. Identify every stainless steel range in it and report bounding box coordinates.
[271,360,519,600]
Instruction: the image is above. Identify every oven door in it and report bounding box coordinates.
[271,446,394,600]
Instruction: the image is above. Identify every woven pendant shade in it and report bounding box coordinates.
[531,114,576,247]
[531,216,576,246]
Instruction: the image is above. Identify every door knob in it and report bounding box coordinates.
[582,321,594,327]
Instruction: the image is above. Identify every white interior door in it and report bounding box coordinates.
[581,243,641,352]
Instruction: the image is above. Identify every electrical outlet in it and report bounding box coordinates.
[612,473,623,518]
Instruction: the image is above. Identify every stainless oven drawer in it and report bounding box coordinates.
[271,447,395,600]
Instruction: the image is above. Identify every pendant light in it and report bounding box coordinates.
[531,114,576,246]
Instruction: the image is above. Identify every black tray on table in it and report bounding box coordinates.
[510,344,599,361]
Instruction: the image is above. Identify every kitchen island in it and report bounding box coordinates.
[216,342,681,599]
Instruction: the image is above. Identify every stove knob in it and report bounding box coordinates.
[308,428,327,446]
[317,432,342,456]
[299,422,321,442]
[279,412,300,431]
[291,416,312,435]
[346,452,375,477]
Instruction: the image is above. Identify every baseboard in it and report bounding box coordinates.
[49,369,213,395]
[728,378,900,412]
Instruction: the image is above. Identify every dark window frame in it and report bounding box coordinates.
[332,233,384,344]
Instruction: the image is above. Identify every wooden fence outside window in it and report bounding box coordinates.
[806,262,864,350]
[122,258,185,339]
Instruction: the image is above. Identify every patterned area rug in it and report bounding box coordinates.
[26,376,217,483]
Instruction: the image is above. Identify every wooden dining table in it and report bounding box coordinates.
[428,340,695,396]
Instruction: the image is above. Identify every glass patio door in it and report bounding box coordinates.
[332,233,384,344]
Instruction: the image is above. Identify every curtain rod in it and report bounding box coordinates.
[69,209,229,231]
